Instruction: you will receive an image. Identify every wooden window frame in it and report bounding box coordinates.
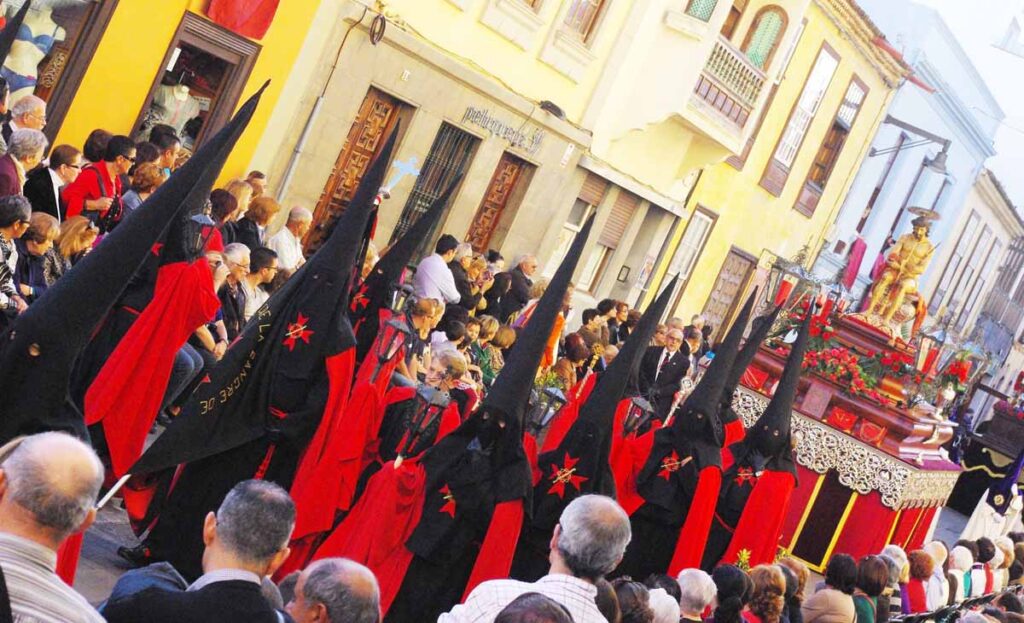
[793,75,868,217]
[41,0,120,142]
[130,11,261,148]
[669,206,719,314]
[741,5,788,71]
[759,41,840,197]
[563,0,607,44]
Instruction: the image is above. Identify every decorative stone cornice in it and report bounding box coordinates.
[732,388,961,510]
[814,0,909,88]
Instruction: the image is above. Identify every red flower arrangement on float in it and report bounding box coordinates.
[939,356,971,393]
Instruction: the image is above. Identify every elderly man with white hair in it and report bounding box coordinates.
[267,206,312,273]
[442,494,631,623]
[677,568,717,622]
[0,432,105,622]
[286,558,381,623]
[0,128,48,196]
[2,95,46,146]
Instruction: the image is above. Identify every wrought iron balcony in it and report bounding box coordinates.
[692,35,767,128]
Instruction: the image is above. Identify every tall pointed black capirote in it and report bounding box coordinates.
[0,83,268,444]
[352,173,462,361]
[130,123,398,476]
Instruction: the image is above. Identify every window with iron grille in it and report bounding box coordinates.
[391,123,479,249]
[564,0,606,42]
[743,7,786,69]
[686,0,719,22]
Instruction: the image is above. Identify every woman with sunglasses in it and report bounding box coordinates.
[0,195,31,324]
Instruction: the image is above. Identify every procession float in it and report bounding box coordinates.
[733,211,979,571]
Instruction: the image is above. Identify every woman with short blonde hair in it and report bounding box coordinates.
[56,216,99,267]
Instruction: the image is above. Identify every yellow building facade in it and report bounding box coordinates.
[641,0,908,333]
[10,0,324,183]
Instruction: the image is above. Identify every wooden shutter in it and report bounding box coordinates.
[598,190,640,249]
[578,172,609,206]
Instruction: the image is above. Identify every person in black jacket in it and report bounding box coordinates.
[23,145,83,221]
[102,480,295,623]
[498,254,537,323]
[218,243,250,341]
[637,328,690,422]
[233,196,281,252]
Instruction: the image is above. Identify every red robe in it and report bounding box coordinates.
[668,466,722,573]
[313,460,426,613]
[720,470,797,567]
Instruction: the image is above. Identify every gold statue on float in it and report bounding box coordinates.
[866,210,938,328]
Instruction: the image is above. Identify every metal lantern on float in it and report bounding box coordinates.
[527,386,568,435]
[372,317,412,383]
[622,396,654,436]
[763,250,839,313]
[394,385,451,467]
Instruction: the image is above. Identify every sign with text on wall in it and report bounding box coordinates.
[462,106,545,156]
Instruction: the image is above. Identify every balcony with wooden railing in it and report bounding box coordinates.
[692,35,767,129]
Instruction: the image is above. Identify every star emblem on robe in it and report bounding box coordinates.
[351,284,369,313]
[734,467,758,487]
[547,452,588,499]
[658,451,691,480]
[439,484,456,518]
[150,242,164,256]
[282,312,314,351]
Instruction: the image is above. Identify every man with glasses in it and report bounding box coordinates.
[63,135,135,229]
[2,95,46,145]
[240,246,278,322]
[219,243,251,341]
[638,327,690,423]
[23,145,84,221]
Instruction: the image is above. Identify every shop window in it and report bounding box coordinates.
[132,12,259,149]
[685,0,718,22]
[545,172,608,276]
[1,0,118,139]
[563,0,606,43]
[742,6,786,70]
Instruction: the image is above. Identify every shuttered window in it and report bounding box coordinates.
[598,190,640,249]
[578,172,609,206]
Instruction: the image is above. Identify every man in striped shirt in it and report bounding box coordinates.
[0,432,105,622]
[440,495,632,623]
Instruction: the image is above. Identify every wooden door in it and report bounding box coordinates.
[703,248,756,339]
[466,152,527,253]
[306,87,404,252]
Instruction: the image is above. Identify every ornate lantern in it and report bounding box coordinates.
[371,317,411,383]
[394,385,451,467]
[622,396,654,436]
[527,386,568,435]
[390,283,414,314]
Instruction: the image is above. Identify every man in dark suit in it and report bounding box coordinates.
[102,480,295,623]
[499,253,538,323]
[638,327,690,421]
[23,145,84,221]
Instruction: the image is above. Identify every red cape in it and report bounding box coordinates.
[721,470,796,566]
[619,429,655,516]
[668,465,722,573]
[313,460,426,614]
[462,500,524,600]
[85,261,218,478]
[724,418,745,446]
[289,348,358,533]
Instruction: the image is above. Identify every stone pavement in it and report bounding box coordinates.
[71,495,976,606]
